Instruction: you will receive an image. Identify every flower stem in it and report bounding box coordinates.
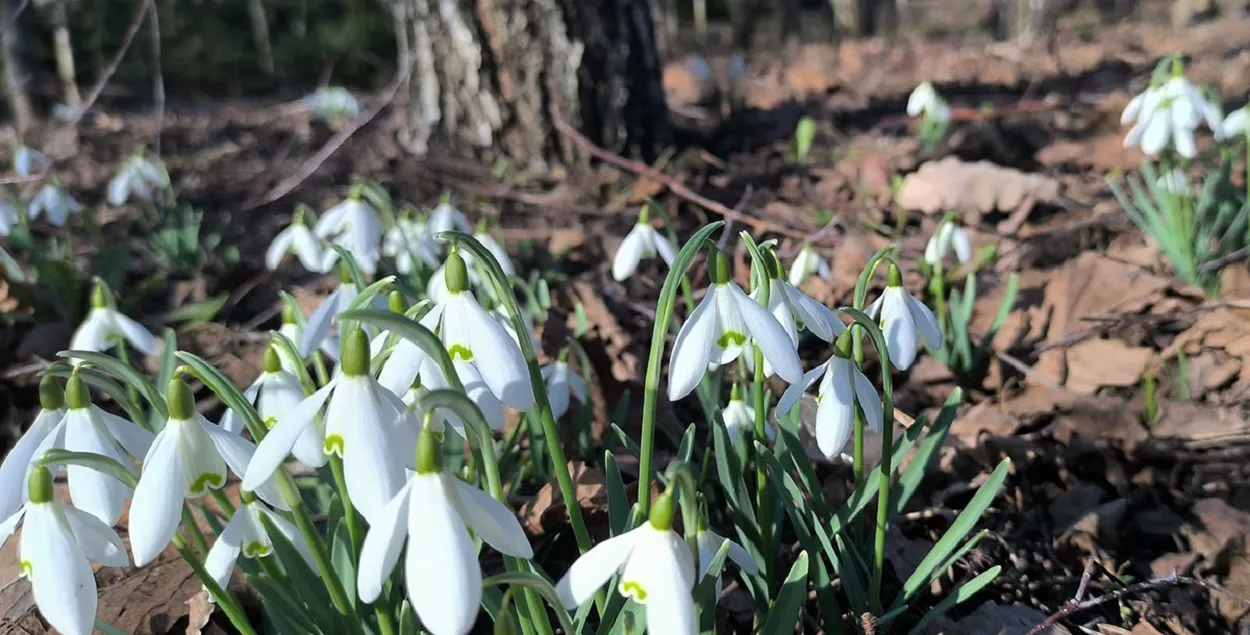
[374,605,397,635]
[870,414,894,615]
[277,475,366,635]
[329,454,364,554]
[173,538,260,635]
[210,488,237,520]
[181,505,211,557]
[114,343,142,414]
[751,346,774,594]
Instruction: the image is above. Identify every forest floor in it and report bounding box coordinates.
[4,7,1250,635]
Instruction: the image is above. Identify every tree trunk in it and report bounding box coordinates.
[393,0,670,172]
[1,0,32,136]
[51,0,82,106]
[246,0,275,75]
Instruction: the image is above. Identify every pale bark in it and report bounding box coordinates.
[51,0,82,106]
[0,0,32,134]
[246,0,275,75]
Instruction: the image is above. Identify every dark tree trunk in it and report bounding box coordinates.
[394,0,670,172]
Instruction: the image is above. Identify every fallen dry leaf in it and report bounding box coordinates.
[896,157,1061,219]
[1151,400,1250,445]
[1064,338,1154,395]
[570,282,638,383]
[1042,252,1169,341]
[520,461,609,535]
[186,590,215,635]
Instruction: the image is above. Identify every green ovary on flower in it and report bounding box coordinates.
[189,472,225,495]
[340,325,371,376]
[28,465,54,503]
[64,373,91,410]
[618,580,648,602]
[38,374,64,411]
[717,331,747,349]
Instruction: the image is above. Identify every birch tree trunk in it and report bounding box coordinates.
[51,0,82,106]
[393,0,670,172]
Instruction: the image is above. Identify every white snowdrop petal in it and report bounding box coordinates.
[1173,125,1196,158]
[555,529,642,609]
[852,370,884,434]
[568,371,588,404]
[63,506,128,566]
[357,481,412,603]
[667,293,718,400]
[461,297,534,411]
[243,378,334,492]
[1121,93,1144,125]
[725,537,758,575]
[63,409,133,526]
[96,408,154,459]
[300,289,340,357]
[649,227,677,266]
[774,362,826,420]
[951,227,973,263]
[0,411,62,518]
[784,284,843,342]
[817,361,857,458]
[730,284,802,383]
[881,291,919,371]
[111,311,160,356]
[379,338,429,396]
[635,532,697,635]
[407,475,482,635]
[70,310,113,353]
[0,508,26,548]
[291,226,325,272]
[1141,113,1171,155]
[266,228,296,270]
[457,361,505,431]
[204,512,245,591]
[24,505,97,635]
[612,226,647,281]
[331,379,408,523]
[179,419,228,497]
[131,429,190,565]
[905,295,943,351]
[451,477,533,558]
[201,419,288,511]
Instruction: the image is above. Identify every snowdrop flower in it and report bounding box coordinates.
[907,81,951,124]
[0,376,67,519]
[752,252,844,347]
[70,281,161,357]
[1123,75,1222,158]
[383,250,533,413]
[924,220,973,267]
[775,332,882,458]
[695,522,757,598]
[383,214,439,274]
[668,248,802,400]
[222,346,323,469]
[13,145,49,177]
[315,194,385,274]
[32,373,153,525]
[0,199,19,235]
[303,86,360,121]
[298,271,388,360]
[429,197,472,235]
[721,384,774,453]
[131,378,285,566]
[466,225,515,277]
[107,153,170,206]
[541,351,587,420]
[555,489,696,635]
[246,325,412,524]
[867,264,942,371]
[612,206,676,282]
[205,490,313,590]
[266,208,326,272]
[0,466,128,635]
[493,306,540,351]
[357,425,533,635]
[788,240,830,287]
[274,304,307,375]
[1156,168,1189,195]
[1222,104,1249,139]
[27,183,81,226]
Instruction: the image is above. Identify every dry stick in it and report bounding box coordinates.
[241,63,411,211]
[64,0,148,129]
[550,114,817,243]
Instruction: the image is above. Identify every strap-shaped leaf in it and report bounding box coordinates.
[760,552,810,635]
[904,565,1002,635]
[59,350,166,418]
[176,351,266,440]
[481,571,577,635]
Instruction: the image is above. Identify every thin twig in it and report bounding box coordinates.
[551,114,817,243]
[1199,245,1250,273]
[1022,572,1250,635]
[64,0,149,128]
[147,0,164,155]
[241,63,412,211]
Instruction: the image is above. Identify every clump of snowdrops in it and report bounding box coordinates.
[0,183,1007,635]
[1114,54,1250,292]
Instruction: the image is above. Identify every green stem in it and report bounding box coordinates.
[210,488,237,520]
[329,455,364,554]
[870,414,895,615]
[115,343,142,413]
[751,346,773,594]
[173,538,260,635]
[852,337,867,484]
[375,605,397,635]
[312,350,331,386]
[181,505,211,557]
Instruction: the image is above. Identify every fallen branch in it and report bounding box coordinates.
[64,0,148,129]
[551,114,819,243]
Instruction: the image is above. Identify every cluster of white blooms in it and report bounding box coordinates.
[907,81,951,126]
[1121,64,1223,158]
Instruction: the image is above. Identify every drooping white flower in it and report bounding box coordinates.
[0,376,67,519]
[555,491,696,635]
[266,210,326,272]
[695,526,757,598]
[130,379,285,566]
[315,196,385,275]
[907,81,951,125]
[27,183,81,226]
[221,346,324,468]
[298,274,388,360]
[0,466,128,635]
[381,251,533,414]
[14,145,49,177]
[1221,105,1248,139]
[70,282,161,357]
[107,154,170,206]
[0,199,19,236]
[612,207,676,282]
[541,354,588,420]
[867,265,942,371]
[493,306,540,351]
[1156,168,1189,195]
[428,199,472,235]
[924,221,973,267]
[788,241,831,287]
[668,248,802,400]
[1123,75,1222,158]
[204,492,314,590]
[383,215,440,274]
[751,258,845,350]
[775,336,883,458]
[245,326,413,524]
[721,385,774,453]
[303,86,360,121]
[357,427,533,635]
[31,373,153,525]
[465,228,515,277]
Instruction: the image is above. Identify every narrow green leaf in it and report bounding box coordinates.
[176,351,266,440]
[252,575,322,634]
[893,389,962,515]
[677,423,696,465]
[904,566,1002,635]
[481,571,578,635]
[761,552,810,635]
[164,294,229,324]
[331,520,356,600]
[94,620,131,635]
[59,350,166,418]
[605,450,630,537]
[268,330,317,395]
[279,291,308,330]
[43,364,147,427]
[36,449,137,488]
[694,540,734,632]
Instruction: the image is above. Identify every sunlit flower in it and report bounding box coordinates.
[107,153,170,206]
[222,346,323,468]
[775,334,882,458]
[0,375,67,519]
[1,466,128,635]
[788,241,830,287]
[466,227,515,277]
[33,373,153,525]
[0,199,19,236]
[1123,75,1221,158]
[303,87,360,121]
[131,379,284,566]
[246,326,412,524]
[556,490,695,635]
[1221,105,1248,139]
[695,525,757,598]
[205,491,313,590]
[612,207,676,282]
[1156,168,1189,195]
[721,385,773,452]
[924,221,973,267]
[383,215,439,275]
[668,248,802,400]
[867,264,942,371]
[541,353,587,420]
[70,281,161,357]
[266,209,325,272]
[315,196,384,275]
[357,427,533,635]
[750,254,844,358]
[27,183,81,226]
[907,81,951,124]
[14,145,49,177]
[299,274,388,360]
[428,199,472,235]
